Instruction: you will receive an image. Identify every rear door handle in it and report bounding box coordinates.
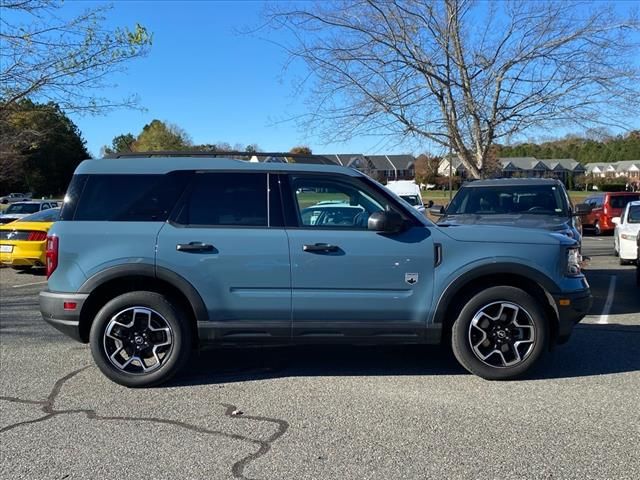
[176,242,215,253]
[303,243,339,253]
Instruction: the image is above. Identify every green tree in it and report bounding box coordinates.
[0,100,89,194]
[102,133,136,156]
[133,120,192,152]
[0,0,152,115]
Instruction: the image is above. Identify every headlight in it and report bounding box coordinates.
[621,233,637,241]
[567,247,581,276]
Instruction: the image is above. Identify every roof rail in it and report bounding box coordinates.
[102,150,340,165]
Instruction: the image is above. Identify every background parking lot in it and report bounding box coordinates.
[1,236,638,479]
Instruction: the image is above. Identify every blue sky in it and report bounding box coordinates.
[66,0,336,157]
[53,1,640,157]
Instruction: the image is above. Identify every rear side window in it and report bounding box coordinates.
[177,172,268,227]
[609,195,640,209]
[63,172,190,221]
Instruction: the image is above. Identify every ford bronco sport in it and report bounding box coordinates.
[40,156,592,387]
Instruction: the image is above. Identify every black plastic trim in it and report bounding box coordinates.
[77,263,208,321]
[432,263,561,324]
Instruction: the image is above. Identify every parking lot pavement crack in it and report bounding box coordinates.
[222,403,290,479]
[0,367,290,480]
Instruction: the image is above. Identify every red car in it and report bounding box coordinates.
[581,192,640,235]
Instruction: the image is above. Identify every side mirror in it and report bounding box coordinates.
[612,216,621,225]
[368,211,405,233]
[573,203,592,215]
[429,205,445,217]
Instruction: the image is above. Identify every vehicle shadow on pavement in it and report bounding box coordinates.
[174,344,467,387]
[586,267,639,315]
[172,323,640,387]
[531,323,640,380]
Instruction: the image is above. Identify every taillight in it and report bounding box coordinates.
[46,235,58,278]
[27,231,47,241]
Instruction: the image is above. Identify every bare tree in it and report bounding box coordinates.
[268,0,640,178]
[0,0,152,115]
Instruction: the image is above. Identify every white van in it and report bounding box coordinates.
[385,180,425,214]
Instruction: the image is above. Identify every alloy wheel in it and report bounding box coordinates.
[103,307,173,374]
[468,301,536,368]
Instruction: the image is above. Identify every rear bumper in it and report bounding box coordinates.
[553,289,592,344]
[0,242,46,266]
[39,290,88,342]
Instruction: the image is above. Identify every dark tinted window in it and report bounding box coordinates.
[179,172,267,226]
[609,195,640,209]
[71,172,190,221]
[628,205,640,224]
[59,175,88,220]
[5,203,40,214]
[447,185,568,216]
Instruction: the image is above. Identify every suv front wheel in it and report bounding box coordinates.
[451,286,548,380]
[89,291,192,387]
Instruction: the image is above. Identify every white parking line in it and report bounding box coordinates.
[11,280,47,288]
[598,275,617,324]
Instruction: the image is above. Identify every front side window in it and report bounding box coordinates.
[178,172,268,227]
[291,176,392,229]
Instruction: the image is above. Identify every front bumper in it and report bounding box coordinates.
[553,289,592,344]
[39,290,88,342]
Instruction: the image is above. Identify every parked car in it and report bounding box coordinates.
[0,208,60,269]
[0,192,32,204]
[40,156,591,387]
[385,180,426,214]
[430,178,588,244]
[300,203,365,227]
[0,201,58,224]
[613,200,640,265]
[580,192,640,235]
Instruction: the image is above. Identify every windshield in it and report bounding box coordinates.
[400,195,422,206]
[21,208,60,222]
[446,185,568,216]
[628,205,640,224]
[5,203,40,214]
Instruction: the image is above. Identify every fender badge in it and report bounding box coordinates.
[405,273,418,285]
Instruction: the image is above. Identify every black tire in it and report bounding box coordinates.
[594,221,601,236]
[11,266,32,272]
[89,291,192,388]
[451,286,548,380]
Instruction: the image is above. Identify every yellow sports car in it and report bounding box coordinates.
[0,207,60,270]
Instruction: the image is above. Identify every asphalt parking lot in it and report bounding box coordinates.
[1,236,638,480]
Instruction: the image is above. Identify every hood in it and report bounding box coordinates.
[437,222,575,246]
[438,213,570,231]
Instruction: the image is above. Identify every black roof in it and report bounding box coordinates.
[462,178,563,187]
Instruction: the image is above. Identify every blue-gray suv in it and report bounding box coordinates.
[40,156,592,387]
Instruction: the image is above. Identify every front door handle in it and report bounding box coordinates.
[176,242,215,253]
[303,243,339,253]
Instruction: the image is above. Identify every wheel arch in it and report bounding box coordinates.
[434,264,560,347]
[76,264,206,344]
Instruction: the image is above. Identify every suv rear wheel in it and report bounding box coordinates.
[451,286,548,380]
[89,291,192,387]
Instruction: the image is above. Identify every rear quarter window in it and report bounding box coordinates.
[61,172,191,221]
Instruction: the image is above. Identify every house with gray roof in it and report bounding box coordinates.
[437,156,586,186]
[585,160,640,180]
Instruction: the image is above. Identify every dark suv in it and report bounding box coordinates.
[40,157,592,387]
[432,178,588,243]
